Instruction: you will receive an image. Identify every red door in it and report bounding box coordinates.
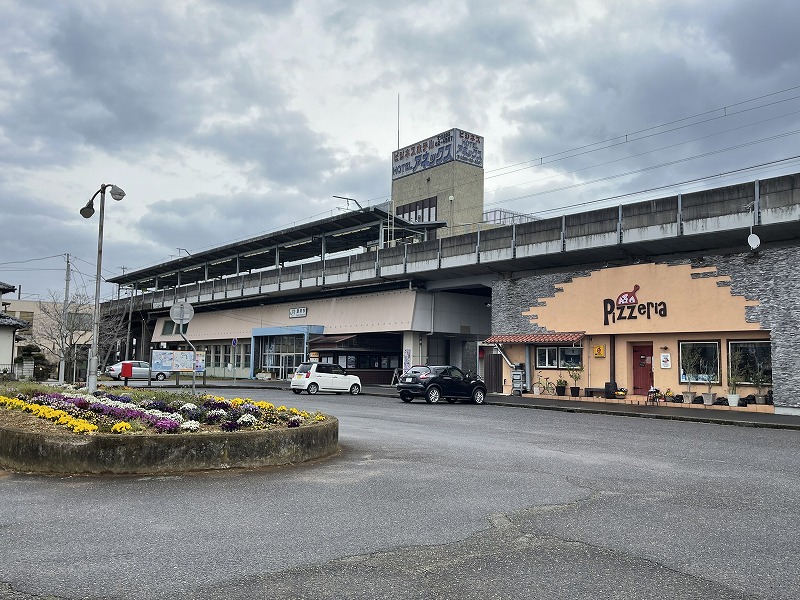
[632,344,653,396]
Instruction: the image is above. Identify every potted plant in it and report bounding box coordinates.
[699,357,717,405]
[749,364,769,405]
[555,374,568,396]
[566,365,583,397]
[681,347,701,404]
[726,351,744,407]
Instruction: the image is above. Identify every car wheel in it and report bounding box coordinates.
[472,388,486,405]
[292,389,302,394]
[155,373,166,381]
[400,391,413,403]
[307,382,319,395]
[425,387,441,403]
[349,383,361,395]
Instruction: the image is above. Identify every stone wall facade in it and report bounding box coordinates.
[492,246,800,406]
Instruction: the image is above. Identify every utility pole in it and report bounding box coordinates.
[58,254,71,384]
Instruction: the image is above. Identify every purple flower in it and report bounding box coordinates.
[153,418,181,433]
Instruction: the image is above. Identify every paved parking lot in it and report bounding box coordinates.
[3,386,798,599]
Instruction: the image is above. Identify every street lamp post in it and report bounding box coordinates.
[80,183,125,393]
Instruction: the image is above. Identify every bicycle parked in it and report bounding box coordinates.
[532,375,556,395]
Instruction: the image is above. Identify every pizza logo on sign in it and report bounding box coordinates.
[616,284,640,306]
[603,284,667,326]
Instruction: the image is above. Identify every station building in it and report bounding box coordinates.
[108,132,800,408]
[111,128,494,385]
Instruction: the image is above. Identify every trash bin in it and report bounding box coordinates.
[604,381,617,399]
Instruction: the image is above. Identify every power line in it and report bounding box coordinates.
[510,155,800,217]
[0,254,66,266]
[487,124,800,201]
[487,84,800,176]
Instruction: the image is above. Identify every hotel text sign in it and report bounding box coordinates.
[289,307,307,318]
[392,128,483,180]
[603,284,667,326]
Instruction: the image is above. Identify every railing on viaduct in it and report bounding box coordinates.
[114,174,800,314]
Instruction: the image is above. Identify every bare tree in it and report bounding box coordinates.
[36,291,130,382]
[36,290,92,383]
[97,302,130,370]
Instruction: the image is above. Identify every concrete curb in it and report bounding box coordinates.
[488,401,800,431]
[0,417,339,475]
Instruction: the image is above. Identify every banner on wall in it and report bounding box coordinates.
[151,350,206,372]
[392,128,483,180]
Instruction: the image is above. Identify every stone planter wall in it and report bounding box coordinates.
[0,417,338,475]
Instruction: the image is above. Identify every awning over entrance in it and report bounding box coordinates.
[483,332,585,344]
[309,334,358,348]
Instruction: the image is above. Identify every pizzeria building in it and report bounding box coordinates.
[485,254,782,408]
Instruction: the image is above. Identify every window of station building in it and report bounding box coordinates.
[242,343,251,368]
[338,355,357,369]
[162,321,188,335]
[380,355,400,369]
[223,345,231,366]
[679,341,719,384]
[728,340,772,385]
[213,345,222,367]
[396,196,437,222]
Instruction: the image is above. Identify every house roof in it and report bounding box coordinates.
[484,332,585,344]
[0,314,29,329]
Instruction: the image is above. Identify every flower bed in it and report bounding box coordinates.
[0,383,339,474]
[0,384,325,436]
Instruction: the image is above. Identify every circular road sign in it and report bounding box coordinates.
[170,301,195,325]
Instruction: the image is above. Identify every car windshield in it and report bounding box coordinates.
[296,364,312,374]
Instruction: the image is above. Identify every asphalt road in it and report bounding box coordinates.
[1,386,799,599]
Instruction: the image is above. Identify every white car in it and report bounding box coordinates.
[290,362,361,395]
[105,361,171,381]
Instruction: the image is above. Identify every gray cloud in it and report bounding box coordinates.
[3,0,800,299]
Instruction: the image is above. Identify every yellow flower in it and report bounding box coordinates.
[111,422,132,434]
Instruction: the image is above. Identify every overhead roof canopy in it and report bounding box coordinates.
[110,206,444,290]
[484,333,586,344]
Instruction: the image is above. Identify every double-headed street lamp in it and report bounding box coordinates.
[80,183,126,393]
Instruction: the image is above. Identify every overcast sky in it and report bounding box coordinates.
[2,0,800,302]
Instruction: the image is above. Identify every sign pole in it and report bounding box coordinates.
[231,338,238,387]
[170,301,197,396]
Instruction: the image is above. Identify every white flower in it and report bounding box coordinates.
[207,408,227,419]
[237,413,258,426]
[180,403,198,412]
[180,420,200,432]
